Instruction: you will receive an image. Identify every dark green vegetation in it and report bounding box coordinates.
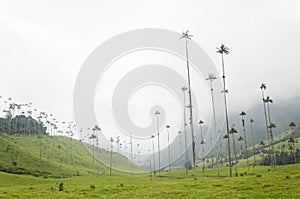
[1,164,299,198]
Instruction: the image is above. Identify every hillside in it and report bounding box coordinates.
[0,132,145,177]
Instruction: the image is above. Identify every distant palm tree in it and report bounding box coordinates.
[237,136,244,159]
[178,131,184,170]
[109,137,114,176]
[239,111,249,170]
[181,86,189,178]
[216,44,232,177]
[151,135,156,174]
[198,120,205,176]
[229,126,238,176]
[89,132,97,170]
[268,121,277,170]
[180,30,197,180]
[250,119,257,165]
[264,96,277,170]
[92,125,101,176]
[289,122,296,131]
[288,137,297,163]
[206,73,220,176]
[166,125,171,172]
[155,110,161,175]
[259,140,265,146]
[130,132,133,176]
[260,83,270,146]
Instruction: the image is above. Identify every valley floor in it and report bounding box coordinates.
[0,164,299,198]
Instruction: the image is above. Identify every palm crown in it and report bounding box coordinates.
[216,44,230,54]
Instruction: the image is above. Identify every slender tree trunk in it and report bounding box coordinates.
[241,116,249,171]
[221,53,232,177]
[110,142,113,176]
[185,39,196,180]
[261,90,272,169]
[267,102,276,170]
[209,80,220,177]
[156,116,160,175]
[152,138,156,175]
[183,90,189,178]
[130,132,133,176]
[232,134,238,176]
[250,122,256,166]
[200,125,205,176]
[179,133,183,170]
[167,128,171,172]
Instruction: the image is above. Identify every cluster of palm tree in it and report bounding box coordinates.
[0,96,78,170]
[174,31,299,178]
[1,30,299,179]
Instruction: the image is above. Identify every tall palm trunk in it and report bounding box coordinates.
[208,77,219,177]
[261,89,271,154]
[156,113,161,175]
[241,115,249,171]
[232,133,238,176]
[184,38,197,180]
[198,122,205,176]
[182,87,189,178]
[178,131,184,170]
[221,53,232,177]
[250,120,256,166]
[151,136,156,174]
[266,102,276,170]
[130,133,133,176]
[166,126,171,172]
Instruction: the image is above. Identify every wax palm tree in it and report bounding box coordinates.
[206,73,220,176]
[180,31,197,180]
[129,132,134,176]
[237,136,244,159]
[89,132,97,170]
[181,85,189,178]
[151,135,156,174]
[250,119,257,165]
[198,120,205,176]
[178,131,184,170]
[260,83,270,146]
[217,44,232,177]
[288,137,296,163]
[155,110,161,175]
[109,137,114,176]
[289,122,296,131]
[166,125,171,172]
[92,125,101,176]
[239,111,249,170]
[268,121,277,169]
[259,140,265,146]
[229,126,238,176]
[264,96,277,170]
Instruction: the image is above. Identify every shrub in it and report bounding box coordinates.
[90,184,96,189]
[58,183,64,191]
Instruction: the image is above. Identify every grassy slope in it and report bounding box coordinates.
[0,133,144,177]
[0,164,299,198]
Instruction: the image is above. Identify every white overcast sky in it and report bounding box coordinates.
[0,0,300,126]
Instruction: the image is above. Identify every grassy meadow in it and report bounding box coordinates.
[1,164,299,198]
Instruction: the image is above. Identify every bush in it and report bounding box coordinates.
[58,183,64,191]
[90,184,96,189]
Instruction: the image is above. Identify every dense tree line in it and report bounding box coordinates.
[0,116,46,135]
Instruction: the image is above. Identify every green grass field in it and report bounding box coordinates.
[0,133,144,177]
[1,164,299,198]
